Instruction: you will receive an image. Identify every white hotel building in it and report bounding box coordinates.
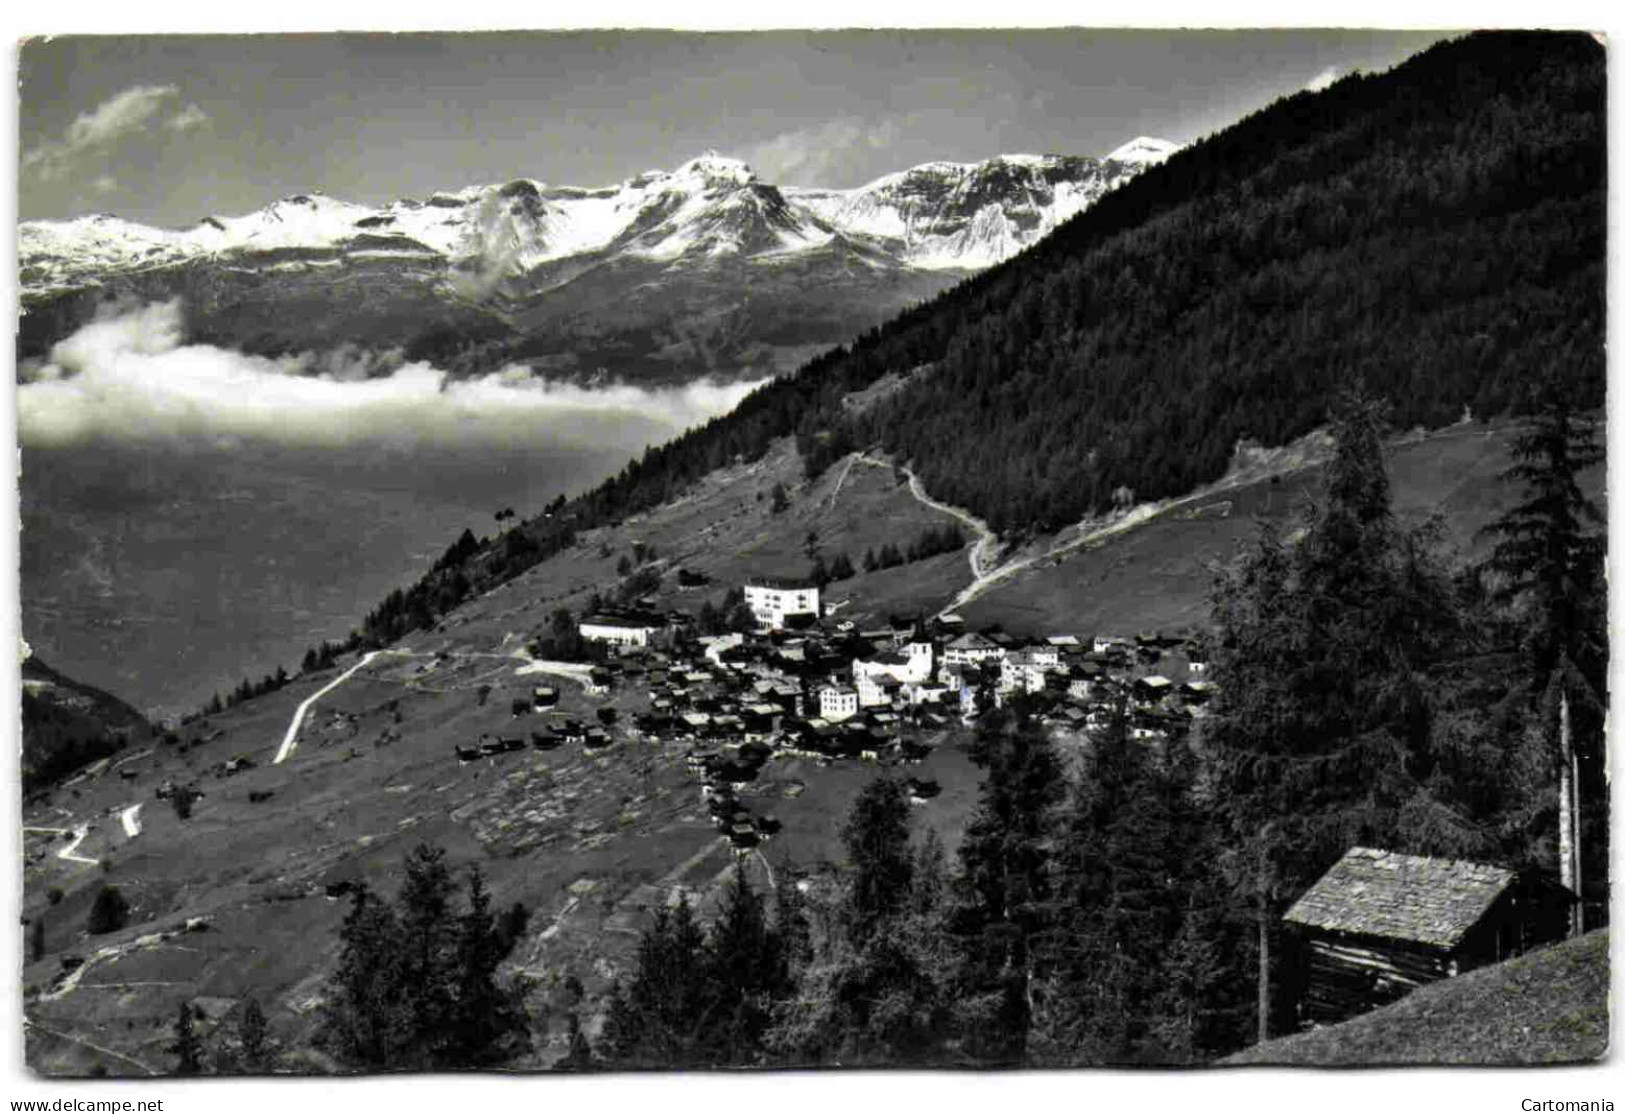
[743,577,821,630]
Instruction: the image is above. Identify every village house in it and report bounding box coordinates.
[942,631,1007,668]
[1284,846,1575,1028]
[901,679,953,706]
[855,672,905,709]
[1000,650,1054,696]
[1132,675,1174,706]
[818,684,859,722]
[744,576,821,630]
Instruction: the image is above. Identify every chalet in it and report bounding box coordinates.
[744,577,821,630]
[532,686,559,709]
[1132,675,1174,705]
[1181,680,1218,704]
[740,703,782,738]
[1284,846,1574,1028]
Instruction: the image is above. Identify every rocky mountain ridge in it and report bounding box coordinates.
[18,141,1177,382]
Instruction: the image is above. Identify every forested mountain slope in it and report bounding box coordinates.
[21,653,154,795]
[573,30,1605,537]
[858,30,1604,531]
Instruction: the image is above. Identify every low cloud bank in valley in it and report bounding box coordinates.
[19,300,766,453]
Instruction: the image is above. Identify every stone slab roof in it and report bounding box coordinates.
[1284,847,1517,951]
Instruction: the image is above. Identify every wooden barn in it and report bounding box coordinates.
[1284,846,1573,1027]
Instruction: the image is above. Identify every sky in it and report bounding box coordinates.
[17,29,1453,227]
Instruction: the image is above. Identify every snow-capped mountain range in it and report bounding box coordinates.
[19,138,1179,382]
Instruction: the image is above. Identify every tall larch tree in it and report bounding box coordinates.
[1480,387,1607,928]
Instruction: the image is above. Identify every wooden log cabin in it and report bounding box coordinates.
[1284,846,1574,1028]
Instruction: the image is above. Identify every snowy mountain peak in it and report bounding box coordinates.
[20,142,1175,296]
[1105,136,1181,166]
[672,151,758,187]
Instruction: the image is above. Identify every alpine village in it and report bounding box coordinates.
[18,31,1608,1073]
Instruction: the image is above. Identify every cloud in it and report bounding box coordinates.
[743,118,902,186]
[23,84,208,181]
[166,103,210,132]
[17,301,766,454]
[1305,67,1340,93]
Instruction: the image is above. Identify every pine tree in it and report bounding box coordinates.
[171,1002,204,1076]
[702,867,785,1064]
[321,884,412,1068]
[765,779,951,1067]
[1038,699,1180,1064]
[839,778,914,948]
[86,885,129,935]
[602,895,711,1067]
[237,997,269,1072]
[447,865,531,1067]
[949,702,1064,1065]
[396,844,456,1064]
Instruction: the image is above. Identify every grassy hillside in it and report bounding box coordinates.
[21,409,1596,1074]
[958,420,1588,638]
[1225,929,1609,1066]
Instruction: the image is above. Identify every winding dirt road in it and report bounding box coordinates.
[274,649,409,765]
[56,826,97,865]
[851,452,1000,583]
